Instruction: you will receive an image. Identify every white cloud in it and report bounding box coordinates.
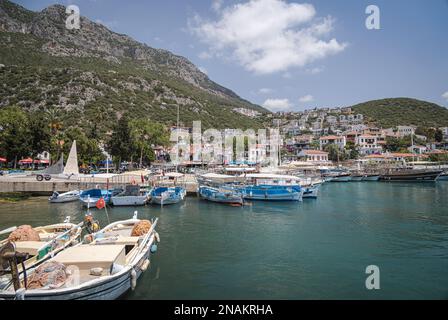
[212,0,224,12]
[299,94,314,103]
[198,66,208,75]
[190,0,346,74]
[199,51,213,60]
[259,88,273,94]
[306,66,324,74]
[442,91,448,101]
[262,98,292,111]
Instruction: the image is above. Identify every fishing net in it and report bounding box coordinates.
[131,220,152,236]
[26,261,68,289]
[8,225,40,242]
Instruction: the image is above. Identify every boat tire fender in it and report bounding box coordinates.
[131,269,137,290]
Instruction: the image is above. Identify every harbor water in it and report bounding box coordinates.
[1,182,447,300]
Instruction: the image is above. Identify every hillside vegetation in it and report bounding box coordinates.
[351,98,448,128]
[0,0,267,133]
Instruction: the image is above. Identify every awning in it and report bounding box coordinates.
[19,158,33,164]
[34,159,50,164]
[0,157,7,163]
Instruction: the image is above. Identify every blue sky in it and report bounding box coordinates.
[14,0,448,111]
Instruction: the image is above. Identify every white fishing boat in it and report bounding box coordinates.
[0,219,82,286]
[111,185,151,207]
[0,213,159,300]
[49,190,80,203]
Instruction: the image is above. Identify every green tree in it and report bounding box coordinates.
[28,111,51,158]
[345,141,359,159]
[107,115,137,165]
[435,129,443,143]
[324,144,346,162]
[129,119,169,167]
[62,127,103,165]
[0,106,31,167]
[385,136,412,153]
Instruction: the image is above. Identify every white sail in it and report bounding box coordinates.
[63,140,79,176]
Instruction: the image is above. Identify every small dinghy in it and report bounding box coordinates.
[198,185,243,205]
[0,219,82,290]
[49,190,80,203]
[150,187,186,206]
[301,184,320,198]
[0,213,159,300]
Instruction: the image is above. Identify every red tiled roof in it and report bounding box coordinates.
[320,135,343,140]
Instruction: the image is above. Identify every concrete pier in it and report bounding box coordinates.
[0,174,199,195]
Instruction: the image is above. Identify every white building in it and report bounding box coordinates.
[408,145,427,154]
[397,126,416,137]
[298,150,329,163]
[326,115,338,124]
[355,135,382,155]
[319,135,347,150]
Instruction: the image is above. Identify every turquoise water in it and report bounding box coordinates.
[1,182,447,299]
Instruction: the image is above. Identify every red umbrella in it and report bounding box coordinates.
[19,158,33,164]
[0,157,6,163]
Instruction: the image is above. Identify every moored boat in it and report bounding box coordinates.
[0,219,82,288]
[380,169,443,182]
[80,188,123,207]
[302,184,320,198]
[0,214,159,300]
[49,190,80,203]
[437,172,448,181]
[362,174,380,181]
[350,175,364,182]
[237,174,304,202]
[330,173,352,182]
[150,187,186,206]
[111,185,151,207]
[198,185,243,205]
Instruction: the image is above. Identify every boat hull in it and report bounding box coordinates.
[330,176,352,182]
[49,191,80,203]
[240,185,303,202]
[302,186,319,198]
[350,176,364,182]
[380,170,442,182]
[49,195,80,203]
[0,248,151,300]
[363,175,380,181]
[150,187,186,206]
[198,187,243,205]
[111,196,148,206]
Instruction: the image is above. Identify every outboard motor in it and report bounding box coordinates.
[49,191,59,201]
[0,242,29,291]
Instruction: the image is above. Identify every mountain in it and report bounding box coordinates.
[351,98,448,128]
[0,0,268,134]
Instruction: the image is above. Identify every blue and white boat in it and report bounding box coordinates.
[150,187,186,206]
[237,174,304,202]
[198,185,243,205]
[79,189,122,207]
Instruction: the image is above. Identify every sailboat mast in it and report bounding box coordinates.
[176,104,180,173]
